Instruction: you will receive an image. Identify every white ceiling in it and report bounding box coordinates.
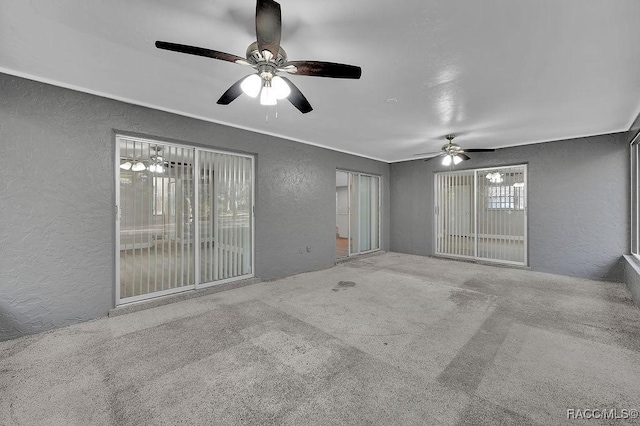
[2,0,640,163]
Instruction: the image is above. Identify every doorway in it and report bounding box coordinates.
[336,170,380,259]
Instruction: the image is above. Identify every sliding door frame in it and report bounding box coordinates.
[115,134,255,305]
[338,169,381,257]
[433,164,528,266]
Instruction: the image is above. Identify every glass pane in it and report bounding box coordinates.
[199,151,252,283]
[119,138,195,299]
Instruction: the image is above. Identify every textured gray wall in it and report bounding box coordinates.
[390,133,629,282]
[0,73,390,340]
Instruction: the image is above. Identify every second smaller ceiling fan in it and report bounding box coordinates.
[414,135,495,166]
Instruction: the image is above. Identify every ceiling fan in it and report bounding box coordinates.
[155,0,362,114]
[414,135,495,166]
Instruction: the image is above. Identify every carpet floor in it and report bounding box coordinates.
[1,253,639,425]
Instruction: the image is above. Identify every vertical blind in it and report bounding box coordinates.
[117,137,253,304]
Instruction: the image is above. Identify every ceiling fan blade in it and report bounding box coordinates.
[216,76,247,105]
[279,76,312,114]
[155,41,249,65]
[281,61,362,79]
[462,148,495,153]
[255,0,282,59]
[458,153,471,161]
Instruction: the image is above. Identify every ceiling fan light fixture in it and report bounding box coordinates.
[442,155,453,166]
[260,83,278,106]
[120,161,132,170]
[453,155,463,165]
[131,161,146,172]
[271,76,291,100]
[240,74,262,98]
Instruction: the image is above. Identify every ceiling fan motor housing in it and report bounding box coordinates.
[246,42,287,68]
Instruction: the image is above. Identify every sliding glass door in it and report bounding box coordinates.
[116,136,254,304]
[435,165,527,265]
[336,170,380,258]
